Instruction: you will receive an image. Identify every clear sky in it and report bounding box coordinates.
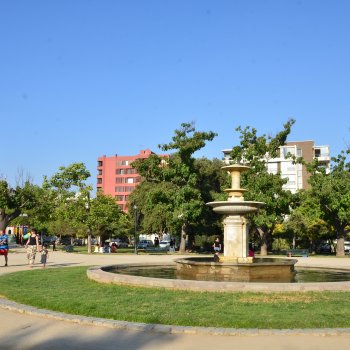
[1,0,349,189]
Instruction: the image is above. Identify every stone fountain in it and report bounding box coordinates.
[175,164,297,281]
[88,167,350,288]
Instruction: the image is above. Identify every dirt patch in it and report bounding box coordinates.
[238,294,322,304]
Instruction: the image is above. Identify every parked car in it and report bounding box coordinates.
[137,240,154,249]
[318,243,332,254]
[73,238,83,246]
[159,240,170,250]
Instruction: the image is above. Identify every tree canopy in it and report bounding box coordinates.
[130,122,219,252]
[307,151,350,256]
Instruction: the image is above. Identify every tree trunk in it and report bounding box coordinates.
[0,218,7,232]
[87,232,92,254]
[0,208,20,231]
[0,209,9,231]
[336,236,345,257]
[179,222,187,254]
[257,227,268,256]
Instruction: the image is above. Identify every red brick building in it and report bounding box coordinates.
[97,149,163,212]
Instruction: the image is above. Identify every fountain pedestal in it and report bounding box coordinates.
[222,215,252,263]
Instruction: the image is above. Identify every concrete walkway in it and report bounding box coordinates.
[1,248,350,350]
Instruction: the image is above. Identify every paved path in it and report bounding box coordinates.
[1,248,350,350]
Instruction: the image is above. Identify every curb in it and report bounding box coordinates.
[1,297,350,336]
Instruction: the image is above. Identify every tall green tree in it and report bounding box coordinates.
[0,179,38,231]
[87,193,127,243]
[47,163,126,252]
[131,122,217,253]
[285,190,329,251]
[307,151,350,256]
[47,163,93,252]
[229,119,295,255]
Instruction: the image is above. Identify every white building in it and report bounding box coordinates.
[222,141,330,193]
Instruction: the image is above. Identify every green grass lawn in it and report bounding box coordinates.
[1,266,350,329]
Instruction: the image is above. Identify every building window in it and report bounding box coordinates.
[98,169,102,175]
[125,186,134,193]
[116,178,124,183]
[97,178,102,184]
[116,160,129,166]
[116,195,124,201]
[126,168,135,174]
[267,163,278,174]
[115,186,124,192]
[282,147,295,158]
[116,169,125,175]
[126,177,134,184]
[314,148,329,157]
[297,148,302,157]
[98,161,103,167]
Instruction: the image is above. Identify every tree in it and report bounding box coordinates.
[87,193,126,242]
[192,157,227,239]
[284,190,329,251]
[131,122,217,253]
[47,163,94,252]
[0,179,38,231]
[307,151,350,256]
[229,119,295,255]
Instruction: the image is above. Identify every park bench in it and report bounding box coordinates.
[144,246,169,253]
[286,249,309,257]
[64,245,75,252]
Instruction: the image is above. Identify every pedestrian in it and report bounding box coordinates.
[40,244,49,268]
[52,240,56,251]
[248,243,255,257]
[170,238,175,252]
[25,228,39,268]
[111,242,118,253]
[213,237,222,262]
[0,229,9,267]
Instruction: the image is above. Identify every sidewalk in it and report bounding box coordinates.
[1,248,350,349]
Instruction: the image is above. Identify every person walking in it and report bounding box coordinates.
[40,244,49,268]
[25,228,39,268]
[0,229,9,266]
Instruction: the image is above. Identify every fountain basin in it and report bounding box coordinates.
[87,262,350,292]
[175,257,297,282]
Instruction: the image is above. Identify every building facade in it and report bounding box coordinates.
[222,141,330,193]
[97,149,165,212]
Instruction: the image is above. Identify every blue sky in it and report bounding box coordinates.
[1,0,349,188]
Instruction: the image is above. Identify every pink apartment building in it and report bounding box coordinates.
[97,149,164,212]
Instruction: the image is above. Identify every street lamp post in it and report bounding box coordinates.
[85,193,92,254]
[133,205,138,254]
